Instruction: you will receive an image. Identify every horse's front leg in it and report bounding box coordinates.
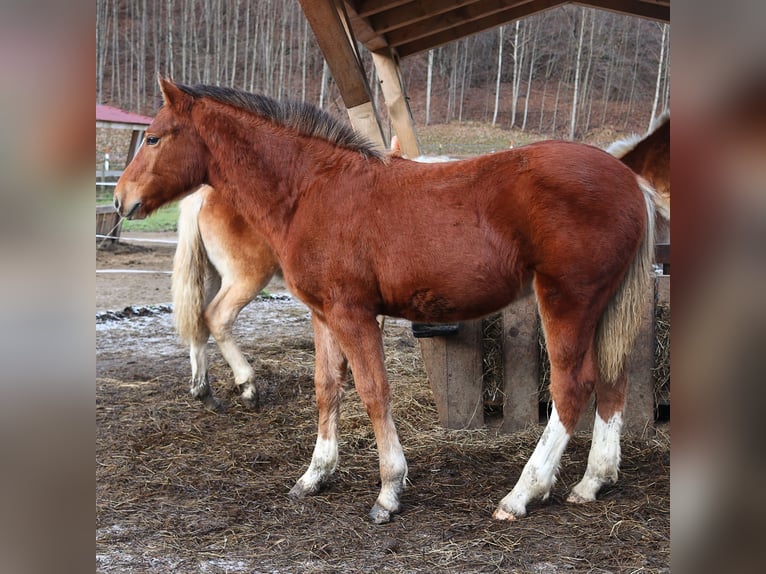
[326,309,407,524]
[289,314,348,498]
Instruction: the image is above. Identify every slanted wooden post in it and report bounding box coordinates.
[298,0,386,149]
[370,50,420,158]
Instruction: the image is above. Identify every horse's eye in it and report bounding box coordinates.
[145,136,160,146]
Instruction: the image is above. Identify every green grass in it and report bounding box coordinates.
[97,187,179,232]
[120,202,180,232]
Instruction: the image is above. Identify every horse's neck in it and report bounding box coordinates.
[203,121,348,246]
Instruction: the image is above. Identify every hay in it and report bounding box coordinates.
[98,310,669,573]
[482,304,670,416]
[653,303,671,407]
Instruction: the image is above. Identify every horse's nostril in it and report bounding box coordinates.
[114,197,121,211]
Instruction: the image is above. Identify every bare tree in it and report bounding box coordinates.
[649,22,668,128]
[569,8,586,140]
[492,25,504,126]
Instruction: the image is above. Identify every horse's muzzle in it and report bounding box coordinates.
[114,196,142,219]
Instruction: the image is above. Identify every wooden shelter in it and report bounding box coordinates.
[297,0,671,434]
[298,0,670,157]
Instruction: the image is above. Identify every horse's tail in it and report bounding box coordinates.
[172,189,211,344]
[595,176,665,383]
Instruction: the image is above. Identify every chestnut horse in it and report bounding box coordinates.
[172,140,402,411]
[172,184,279,410]
[115,78,667,523]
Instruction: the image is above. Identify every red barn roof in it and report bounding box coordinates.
[96,104,153,126]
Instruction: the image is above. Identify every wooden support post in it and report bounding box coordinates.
[501,294,540,432]
[127,129,144,165]
[346,102,386,149]
[419,320,484,430]
[298,0,385,149]
[622,276,659,435]
[370,50,420,158]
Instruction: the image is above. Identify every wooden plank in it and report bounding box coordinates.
[127,129,145,165]
[298,0,374,108]
[622,274,658,435]
[346,102,387,149]
[96,205,122,242]
[394,0,566,56]
[368,0,484,34]
[370,51,421,158]
[501,294,540,432]
[419,320,484,430]
[385,0,531,49]
[576,0,670,23]
[353,0,413,18]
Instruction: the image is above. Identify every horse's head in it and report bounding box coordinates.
[114,77,209,219]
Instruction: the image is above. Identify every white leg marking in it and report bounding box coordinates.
[189,342,210,397]
[290,436,338,497]
[494,402,571,520]
[568,411,622,503]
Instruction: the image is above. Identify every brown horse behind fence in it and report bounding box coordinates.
[115,78,668,523]
[609,111,670,211]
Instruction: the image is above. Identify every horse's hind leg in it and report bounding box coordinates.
[290,314,348,498]
[204,277,265,406]
[567,371,628,503]
[188,269,221,411]
[494,289,600,520]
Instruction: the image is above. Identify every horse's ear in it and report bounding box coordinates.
[158,75,187,110]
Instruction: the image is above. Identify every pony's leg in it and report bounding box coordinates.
[290,314,348,498]
[567,370,628,503]
[324,309,407,524]
[204,282,262,406]
[188,272,221,411]
[494,301,599,521]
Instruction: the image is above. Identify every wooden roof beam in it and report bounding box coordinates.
[575,0,669,23]
[368,0,484,34]
[352,0,413,18]
[393,0,566,57]
[385,0,545,50]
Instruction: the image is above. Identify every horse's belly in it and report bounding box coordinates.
[383,271,531,323]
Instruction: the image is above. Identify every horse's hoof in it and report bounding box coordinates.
[201,395,223,412]
[492,507,520,521]
[566,491,594,504]
[369,503,393,524]
[288,481,318,499]
[239,389,260,410]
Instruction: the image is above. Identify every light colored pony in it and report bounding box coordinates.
[172,184,279,410]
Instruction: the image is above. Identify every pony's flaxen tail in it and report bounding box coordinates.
[172,189,211,344]
[595,177,667,383]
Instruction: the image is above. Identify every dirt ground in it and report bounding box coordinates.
[96,234,670,573]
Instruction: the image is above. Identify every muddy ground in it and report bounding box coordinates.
[96,233,670,573]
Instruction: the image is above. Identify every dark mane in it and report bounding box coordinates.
[176,82,385,161]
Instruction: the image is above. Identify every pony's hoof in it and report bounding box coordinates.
[369,503,393,524]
